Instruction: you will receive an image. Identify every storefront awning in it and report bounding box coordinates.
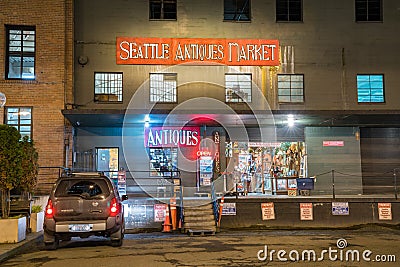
[62,108,400,128]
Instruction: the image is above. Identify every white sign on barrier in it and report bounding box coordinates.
[300,203,313,220]
[378,203,392,220]
[222,203,236,215]
[154,204,167,222]
[332,202,349,215]
[261,202,275,220]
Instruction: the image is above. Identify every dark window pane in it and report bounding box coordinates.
[356,0,381,22]
[276,0,302,22]
[224,0,251,21]
[149,0,176,20]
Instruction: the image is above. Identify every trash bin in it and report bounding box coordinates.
[296,178,315,196]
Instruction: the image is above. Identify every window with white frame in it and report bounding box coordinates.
[357,74,384,103]
[5,107,32,139]
[150,73,177,103]
[94,72,123,102]
[225,74,252,103]
[355,0,382,22]
[149,0,177,20]
[276,0,302,22]
[278,74,304,103]
[6,25,35,80]
[224,0,251,21]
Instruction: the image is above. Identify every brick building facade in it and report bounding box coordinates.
[0,0,73,193]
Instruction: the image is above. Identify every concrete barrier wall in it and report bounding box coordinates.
[220,198,400,229]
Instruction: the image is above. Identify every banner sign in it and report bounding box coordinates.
[378,203,392,220]
[332,202,349,215]
[117,37,279,66]
[261,202,275,220]
[213,131,220,173]
[300,203,313,221]
[144,126,200,148]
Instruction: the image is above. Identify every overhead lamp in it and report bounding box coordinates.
[287,114,295,127]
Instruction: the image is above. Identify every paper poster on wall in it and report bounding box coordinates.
[261,202,275,220]
[154,204,167,222]
[378,203,392,220]
[332,202,349,215]
[222,203,236,215]
[300,203,313,220]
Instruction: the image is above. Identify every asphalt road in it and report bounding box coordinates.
[2,225,399,267]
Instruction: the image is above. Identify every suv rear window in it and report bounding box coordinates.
[54,179,111,198]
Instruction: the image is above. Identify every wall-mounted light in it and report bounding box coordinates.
[0,92,6,108]
[355,130,360,140]
[287,114,295,127]
[144,114,150,128]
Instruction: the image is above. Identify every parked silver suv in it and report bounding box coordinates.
[43,172,128,249]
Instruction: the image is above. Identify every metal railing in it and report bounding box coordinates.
[211,182,219,227]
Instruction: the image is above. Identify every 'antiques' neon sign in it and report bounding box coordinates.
[144,126,200,148]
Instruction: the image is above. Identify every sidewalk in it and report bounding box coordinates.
[0,231,43,263]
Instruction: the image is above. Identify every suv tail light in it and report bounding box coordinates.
[109,197,119,217]
[45,199,54,218]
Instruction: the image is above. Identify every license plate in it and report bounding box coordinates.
[69,224,93,232]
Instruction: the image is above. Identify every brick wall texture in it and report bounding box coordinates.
[0,0,73,194]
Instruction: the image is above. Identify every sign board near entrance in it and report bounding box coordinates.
[154,204,167,222]
[300,203,313,220]
[222,203,236,215]
[261,202,275,220]
[332,202,349,215]
[378,203,392,220]
[117,37,279,66]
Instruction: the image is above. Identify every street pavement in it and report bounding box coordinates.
[0,231,43,263]
[1,225,399,266]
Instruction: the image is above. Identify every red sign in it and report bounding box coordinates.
[323,141,344,147]
[117,37,279,66]
[144,126,200,148]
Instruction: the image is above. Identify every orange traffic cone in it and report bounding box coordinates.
[162,204,172,233]
[170,197,177,230]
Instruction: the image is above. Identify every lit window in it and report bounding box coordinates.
[6,26,35,80]
[94,73,123,102]
[149,0,177,20]
[355,0,382,22]
[276,0,302,22]
[5,107,32,139]
[224,0,251,22]
[149,148,178,177]
[150,73,177,103]
[225,74,252,103]
[357,74,384,103]
[278,74,304,103]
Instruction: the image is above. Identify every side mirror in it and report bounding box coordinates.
[121,195,128,201]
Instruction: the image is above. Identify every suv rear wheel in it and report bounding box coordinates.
[110,227,123,247]
[44,232,59,250]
